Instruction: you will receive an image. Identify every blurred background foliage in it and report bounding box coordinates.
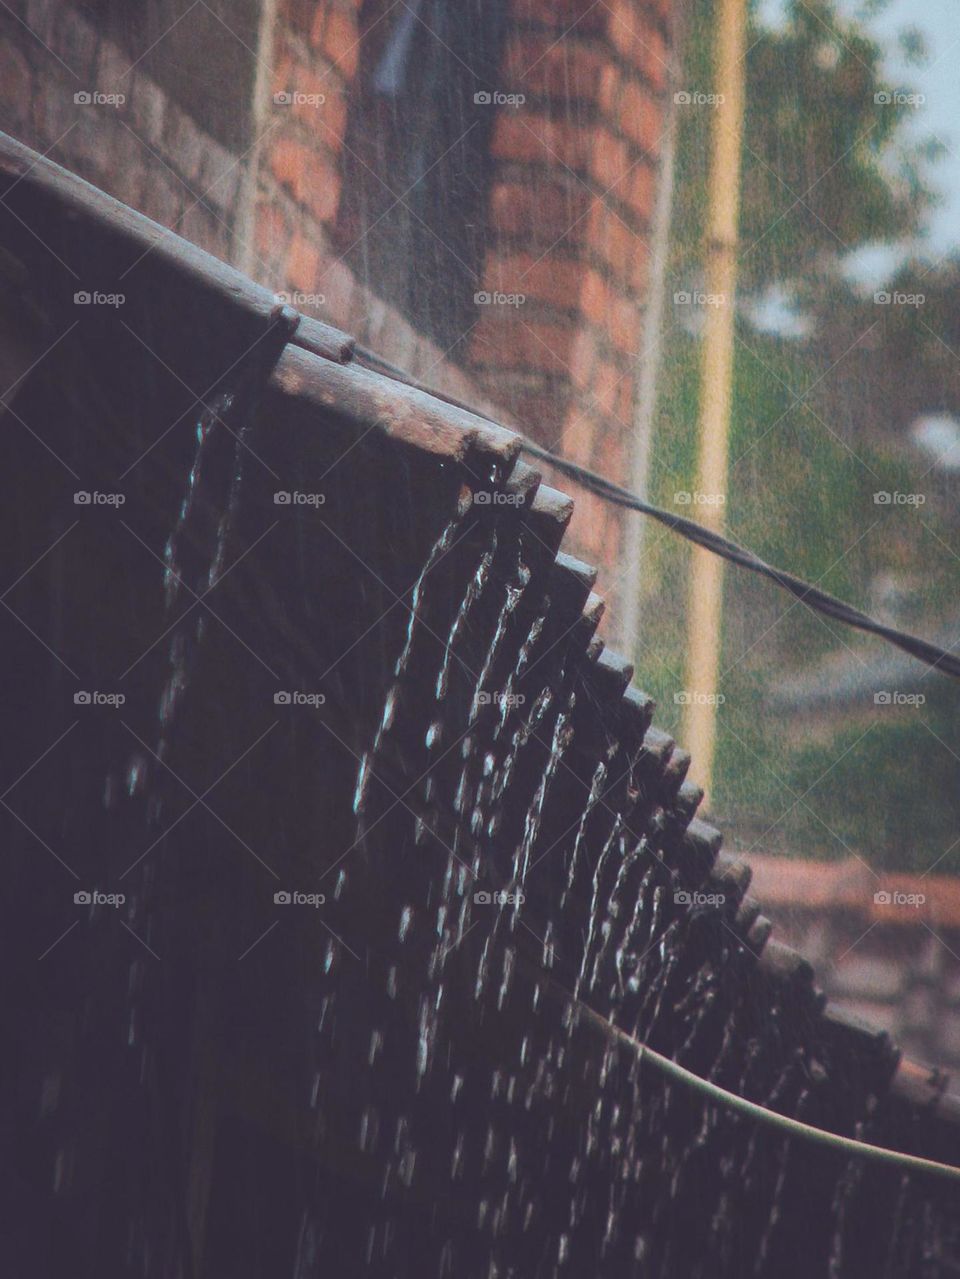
[633,0,960,871]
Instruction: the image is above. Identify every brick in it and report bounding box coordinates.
[98,122,151,209]
[270,52,296,102]
[620,80,662,156]
[163,107,207,186]
[470,316,576,375]
[491,112,591,174]
[307,161,342,224]
[316,254,356,329]
[485,252,582,311]
[616,372,636,421]
[52,5,98,82]
[623,162,655,223]
[254,199,290,261]
[287,230,321,289]
[95,36,129,96]
[569,328,596,388]
[503,33,605,103]
[499,383,569,431]
[316,87,348,150]
[428,357,485,407]
[269,135,313,203]
[177,202,227,255]
[562,406,595,467]
[313,9,360,81]
[600,423,629,484]
[488,180,589,242]
[24,0,53,48]
[629,240,650,292]
[511,0,606,36]
[591,128,631,189]
[63,108,122,186]
[605,294,641,356]
[589,202,646,276]
[586,195,607,244]
[199,135,241,213]
[0,40,33,121]
[606,0,654,65]
[600,508,622,565]
[127,72,166,146]
[568,488,606,560]
[200,164,240,217]
[579,268,608,327]
[598,63,620,115]
[289,67,335,129]
[279,0,318,38]
[267,139,341,225]
[609,211,646,273]
[591,360,621,416]
[141,169,186,229]
[30,76,78,153]
[641,26,670,94]
[362,294,392,354]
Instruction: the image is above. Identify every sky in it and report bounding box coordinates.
[757,0,960,280]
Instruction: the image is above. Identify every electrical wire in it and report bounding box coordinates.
[353,341,960,685]
[568,997,960,1184]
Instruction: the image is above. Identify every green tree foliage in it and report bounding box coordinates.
[635,0,960,871]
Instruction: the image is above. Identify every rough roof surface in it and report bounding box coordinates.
[1,131,959,1278]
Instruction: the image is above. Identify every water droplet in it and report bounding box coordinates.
[398,906,413,942]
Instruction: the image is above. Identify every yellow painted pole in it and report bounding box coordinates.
[681,0,748,807]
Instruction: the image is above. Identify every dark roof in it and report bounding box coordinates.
[2,129,959,1276]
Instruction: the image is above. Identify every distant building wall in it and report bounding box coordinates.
[746,854,960,1073]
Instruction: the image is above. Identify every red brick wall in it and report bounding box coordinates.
[0,0,674,583]
[0,1,241,260]
[470,0,671,568]
[259,0,500,405]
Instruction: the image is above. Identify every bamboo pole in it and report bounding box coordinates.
[681,0,748,807]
